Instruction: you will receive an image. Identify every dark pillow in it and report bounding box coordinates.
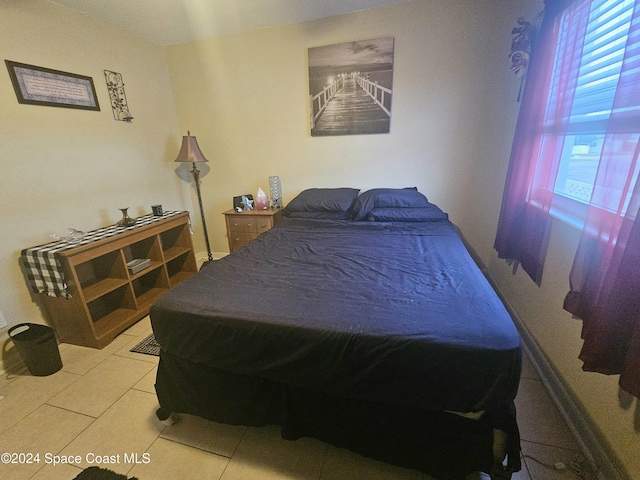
[283,188,360,215]
[352,188,430,220]
[365,205,448,222]
[286,211,353,220]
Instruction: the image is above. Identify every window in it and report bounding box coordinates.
[494,0,640,396]
[544,0,637,225]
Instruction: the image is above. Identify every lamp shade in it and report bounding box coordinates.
[174,131,209,163]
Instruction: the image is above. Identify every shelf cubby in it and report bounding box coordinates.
[87,284,136,323]
[132,266,170,310]
[124,235,162,263]
[166,251,197,286]
[77,251,127,288]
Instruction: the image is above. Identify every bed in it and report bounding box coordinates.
[150,188,522,480]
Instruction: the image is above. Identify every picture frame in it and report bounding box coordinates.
[233,194,254,211]
[308,37,394,137]
[5,60,100,111]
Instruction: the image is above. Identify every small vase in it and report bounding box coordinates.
[117,207,136,227]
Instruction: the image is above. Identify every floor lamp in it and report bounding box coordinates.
[174,131,214,267]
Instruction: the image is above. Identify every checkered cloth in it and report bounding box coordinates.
[21,211,185,299]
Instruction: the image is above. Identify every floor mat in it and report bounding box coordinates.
[129,333,159,356]
[73,466,138,479]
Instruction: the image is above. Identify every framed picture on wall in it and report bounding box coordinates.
[308,37,394,137]
[5,60,100,111]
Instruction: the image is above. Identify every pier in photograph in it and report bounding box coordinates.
[310,74,392,136]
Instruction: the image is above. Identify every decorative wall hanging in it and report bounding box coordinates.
[104,70,133,122]
[509,17,533,78]
[509,17,534,101]
[308,37,394,137]
[5,60,100,110]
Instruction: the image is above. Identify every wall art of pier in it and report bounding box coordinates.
[309,68,393,137]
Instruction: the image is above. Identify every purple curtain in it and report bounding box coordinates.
[494,0,590,285]
[564,3,640,398]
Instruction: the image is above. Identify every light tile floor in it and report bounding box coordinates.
[0,317,597,480]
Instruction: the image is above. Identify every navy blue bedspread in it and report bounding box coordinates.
[151,218,521,414]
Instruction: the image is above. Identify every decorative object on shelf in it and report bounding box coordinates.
[241,195,254,210]
[5,60,100,111]
[174,131,214,266]
[151,204,163,216]
[117,207,137,227]
[104,70,133,122]
[49,228,86,244]
[233,194,253,212]
[126,258,151,274]
[269,176,282,208]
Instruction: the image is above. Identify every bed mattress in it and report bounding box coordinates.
[151,218,521,414]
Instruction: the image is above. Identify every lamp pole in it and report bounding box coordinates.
[190,163,214,266]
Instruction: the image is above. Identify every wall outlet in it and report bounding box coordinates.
[0,309,7,329]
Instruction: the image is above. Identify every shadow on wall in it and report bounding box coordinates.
[453,224,488,272]
[1,333,26,376]
[617,388,640,432]
[174,162,211,184]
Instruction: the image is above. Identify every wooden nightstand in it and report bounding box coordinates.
[223,208,283,252]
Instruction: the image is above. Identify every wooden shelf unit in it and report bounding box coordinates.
[43,212,197,349]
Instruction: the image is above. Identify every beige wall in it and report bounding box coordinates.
[0,1,191,371]
[165,0,524,257]
[1,0,637,477]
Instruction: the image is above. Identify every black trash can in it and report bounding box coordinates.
[8,323,63,376]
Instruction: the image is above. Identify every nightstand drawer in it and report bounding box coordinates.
[230,232,257,251]
[241,217,259,233]
[256,218,272,234]
[228,218,244,232]
[223,208,283,253]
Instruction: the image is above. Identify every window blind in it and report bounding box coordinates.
[571,0,634,124]
[544,0,635,131]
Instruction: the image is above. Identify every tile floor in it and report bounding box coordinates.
[0,317,597,480]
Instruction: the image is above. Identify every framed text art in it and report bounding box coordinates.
[5,60,100,111]
[308,37,394,137]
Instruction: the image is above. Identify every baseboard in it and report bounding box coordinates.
[195,251,228,268]
[485,273,626,480]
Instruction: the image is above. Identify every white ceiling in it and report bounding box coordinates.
[48,0,411,46]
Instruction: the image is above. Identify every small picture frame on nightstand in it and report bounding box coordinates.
[233,194,253,211]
